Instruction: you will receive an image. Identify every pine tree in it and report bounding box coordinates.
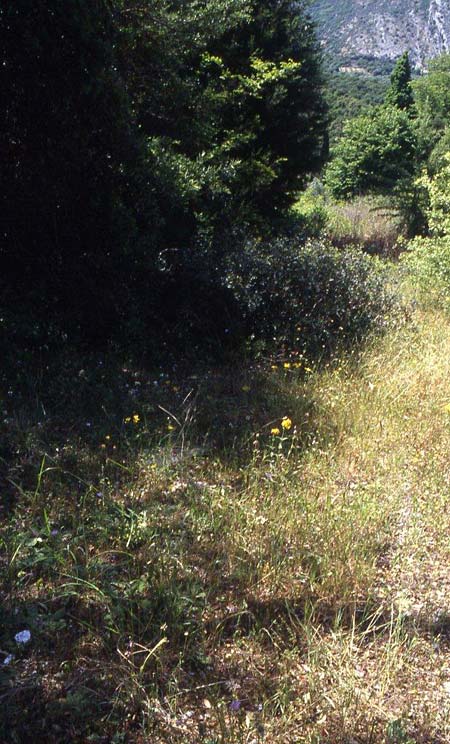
[386,51,414,111]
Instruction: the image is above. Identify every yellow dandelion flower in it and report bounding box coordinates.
[281,417,292,431]
[271,427,281,436]
[124,416,131,424]
[133,414,140,424]
[283,362,291,369]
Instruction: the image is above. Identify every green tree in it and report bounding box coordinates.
[325,105,417,200]
[385,51,414,111]
[413,54,450,133]
[413,53,450,170]
[118,0,328,232]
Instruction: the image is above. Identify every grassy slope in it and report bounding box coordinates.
[2,303,450,742]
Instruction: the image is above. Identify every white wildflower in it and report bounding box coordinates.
[14,630,31,645]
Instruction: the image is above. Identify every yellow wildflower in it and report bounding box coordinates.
[133,414,140,424]
[283,362,291,369]
[168,424,175,431]
[271,427,281,436]
[281,417,292,431]
[444,403,450,414]
[124,416,131,423]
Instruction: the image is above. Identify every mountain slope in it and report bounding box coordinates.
[311,0,450,69]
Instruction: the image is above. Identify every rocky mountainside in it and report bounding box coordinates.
[310,0,450,69]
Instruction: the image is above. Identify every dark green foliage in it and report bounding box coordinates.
[0,1,158,339]
[118,0,328,232]
[225,237,396,355]
[385,52,414,111]
[332,56,395,77]
[325,103,424,234]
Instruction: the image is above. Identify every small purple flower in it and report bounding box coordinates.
[229,700,241,712]
[50,529,59,537]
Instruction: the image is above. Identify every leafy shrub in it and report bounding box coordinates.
[225,236,397,356]
[292,182,329,238]
[403,153,450,308]
[403,236,450,309]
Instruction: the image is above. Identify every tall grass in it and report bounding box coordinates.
[3,301,450,742]
[293,188,403,258]
[326,197,403,258]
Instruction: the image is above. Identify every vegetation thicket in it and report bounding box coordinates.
[3,0,338,361]
[403,154,450,307]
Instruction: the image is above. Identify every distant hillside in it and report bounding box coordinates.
[310,0,450,70]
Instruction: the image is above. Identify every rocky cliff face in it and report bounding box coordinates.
[311,0,450,69]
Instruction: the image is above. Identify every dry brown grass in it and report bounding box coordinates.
[326,197,403,259]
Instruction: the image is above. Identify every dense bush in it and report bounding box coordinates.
[225,236,397,356]
[403,236,450,309]
[326,71,390,143]
[121,230,398,361]
[292,182,329,238]
[403,154,450,308]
